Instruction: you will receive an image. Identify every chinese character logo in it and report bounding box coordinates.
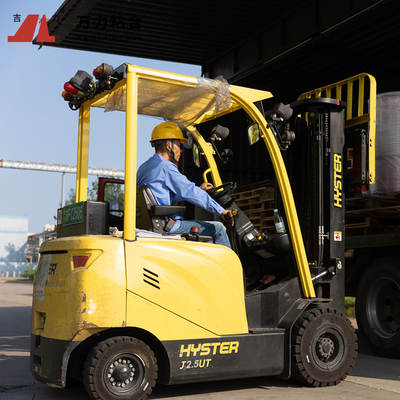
[8,14,55,42]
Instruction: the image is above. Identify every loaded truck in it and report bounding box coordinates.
[30,63,357,400]
[287,74,399,359]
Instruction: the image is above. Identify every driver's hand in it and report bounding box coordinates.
[221,210,235,226]
[200,182,214,191]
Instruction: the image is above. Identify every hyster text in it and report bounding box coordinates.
[179,341,239,357]
[334,154,342,208]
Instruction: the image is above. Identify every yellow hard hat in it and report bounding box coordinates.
[150,122,188,145]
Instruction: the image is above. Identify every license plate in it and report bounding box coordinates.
[63,202,84,226]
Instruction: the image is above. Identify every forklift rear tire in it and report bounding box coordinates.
[83,336,158,400]
[291,308,357,387]
[356,257,400,358]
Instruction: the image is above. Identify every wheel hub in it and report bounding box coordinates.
[117,366,130,380]
[107,357,136,388]
[317,337,335,359]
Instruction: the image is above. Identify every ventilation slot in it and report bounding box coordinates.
[143,268,160,289]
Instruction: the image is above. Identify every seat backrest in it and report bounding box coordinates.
[136,186,154,231]
[137,185,184,234]
[137,185,189,234]
[141,185,158,210]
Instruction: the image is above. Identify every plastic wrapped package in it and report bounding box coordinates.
[91,75,231,128]
[374,92,400,193]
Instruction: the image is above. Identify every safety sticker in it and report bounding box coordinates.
[34,254,51,301]
[297,301,307,310]
[334,231,342,241]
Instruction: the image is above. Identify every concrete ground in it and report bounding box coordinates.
[1,278,399,400]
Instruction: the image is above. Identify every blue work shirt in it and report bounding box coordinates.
[137,153,224,231]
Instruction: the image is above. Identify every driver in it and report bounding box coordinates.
[137,121,232,248]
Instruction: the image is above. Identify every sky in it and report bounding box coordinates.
[0,1,201,234]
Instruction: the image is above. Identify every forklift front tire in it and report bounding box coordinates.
[83,336,158,400]
[291,308,357,387]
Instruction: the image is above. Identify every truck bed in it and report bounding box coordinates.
[235,182,400,249]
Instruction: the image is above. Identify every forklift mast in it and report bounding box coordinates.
[286,98,346,311]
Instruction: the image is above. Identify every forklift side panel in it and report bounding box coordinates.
[125,238,249,336]
[126,291,219,340]
[245,277,302,330]
[163,332,285,384]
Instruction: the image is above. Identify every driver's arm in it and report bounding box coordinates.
[165,166,224,216]
[200,182,214,191]
[199,183,233,225]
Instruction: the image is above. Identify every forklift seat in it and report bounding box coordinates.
[136,185,186,234]
[136,185,215,243]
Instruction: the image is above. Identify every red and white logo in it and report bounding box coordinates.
[8,15,55,43]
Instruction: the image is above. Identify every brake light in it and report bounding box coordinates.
[64,82,83,97]
[62,64,113,111]
[73,255,89,269]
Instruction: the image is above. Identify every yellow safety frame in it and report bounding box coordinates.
[73,63,315,298]
[298,73,377,184]
[229,88,314,298]
[75,103,90,201]
[187,128,223,186]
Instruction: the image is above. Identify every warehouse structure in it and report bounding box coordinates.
[39,0,400,183]
[41,0,399,102]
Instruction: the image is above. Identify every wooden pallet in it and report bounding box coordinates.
[345,196,400,236]
[234,182,400,237]
[235,181,275,233]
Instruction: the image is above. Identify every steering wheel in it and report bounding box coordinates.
[207,182,235,202]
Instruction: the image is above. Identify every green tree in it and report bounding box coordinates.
[64,177,124,209]
[64,179,99,206]
[22,264,38,281]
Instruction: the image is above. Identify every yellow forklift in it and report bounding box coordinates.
[30,63,357,400]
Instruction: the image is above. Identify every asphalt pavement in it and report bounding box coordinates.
[1,278,400,400]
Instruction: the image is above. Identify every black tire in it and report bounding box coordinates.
[356,257,400,358]
[83,336,157,400]
[291,308,357,387]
